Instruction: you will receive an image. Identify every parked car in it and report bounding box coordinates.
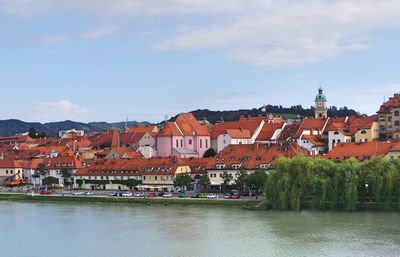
[198,193,208,199]
[178,193,189,198]
[224,194,231,199]
[85,192,94,196]
[147,192,157,198]
[158,192,166,197]
[73,191,84,196]
[163,192,173,198]
[207,193,217,199]
[122,192,133,197]
[229,194,241,199]
[191,193,200,198]
[134,192,145,198]
[40,190,51,195]
[109,191,124,197]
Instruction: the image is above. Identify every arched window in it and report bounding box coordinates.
[189,139,192,145]
[360,130,367,134]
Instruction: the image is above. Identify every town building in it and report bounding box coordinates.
[315,87,328,119]
[206,143,307,190]
[157,113,211,158]
[0,159,24,184]
[377,93,400,140]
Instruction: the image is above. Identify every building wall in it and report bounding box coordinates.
[379,108,400,139]
[355,123,379,143]
[0,168,23,184]
[386,152,400,160]
[328,131,352,151]
[139,133,156,148]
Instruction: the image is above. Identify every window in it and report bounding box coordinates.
[200,139,203,148]
[395,120,400,127]
[188,139,192,145]
[155,176,158,181]
[180,139,183,147]
[143,176,146,181]
[206,139,208,149]
[395,110,400,116]
[219,173,222,178]
[176,139,179,148]
[360,130,367,134]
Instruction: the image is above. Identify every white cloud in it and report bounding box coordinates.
[2,0,400,67]
[79,26,118,40]
[38,35,67,45]
[36,100,93,121]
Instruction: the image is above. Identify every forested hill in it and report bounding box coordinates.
[187,105,361,124]
[0,120,150,137]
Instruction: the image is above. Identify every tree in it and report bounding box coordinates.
[35,163,48,186]
[203,148,216,158]
[42,176,59,186]
[28,127,38,139]
[222,171,233,193]
[199,175,210,191]
[246,170,267,195]
[235,170,248,192]
[61,169,73,189]
[174,174,193,191]
[124,179,141,189]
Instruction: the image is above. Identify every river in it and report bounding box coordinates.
[0,202,399,257]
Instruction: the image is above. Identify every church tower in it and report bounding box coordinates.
[315,87,327,119]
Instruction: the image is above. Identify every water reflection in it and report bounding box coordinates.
[0,202,399,257]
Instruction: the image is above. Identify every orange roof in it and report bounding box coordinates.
[389,142,400,152]
[0,159,23,169]
[302,135,326,147]
[74,157,187,177]
[294,118,328,138]
[127,125,159,136]
[326,116,378,136]
[211,120,262,139]
[158,122,183,137]
[226,129,251,139]
[206,143,307,169]
[175,113,210,136]
[377,93,400,114]
[256,123,285,141]
[158,113,210,137]
[325,141,394,161]
[278,124,301,141]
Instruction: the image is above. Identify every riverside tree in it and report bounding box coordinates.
[264,156,400,211]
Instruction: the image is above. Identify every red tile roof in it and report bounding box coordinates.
[226,129,251,139]
[211,120,262,139]
[377,93,400,114]
[206,143,307,169]
[0,159,23,169]
[158,113,210,137]
[325,141,394,161]
[256,123,285,141]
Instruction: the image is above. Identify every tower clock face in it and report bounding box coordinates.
[318,102,322,107]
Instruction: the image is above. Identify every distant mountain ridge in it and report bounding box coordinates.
[0,119,150,137]
[0,104,361,137]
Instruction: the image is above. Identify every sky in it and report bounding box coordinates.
[1,0,400,123]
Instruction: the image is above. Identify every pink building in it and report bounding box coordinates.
[157,113,211,158]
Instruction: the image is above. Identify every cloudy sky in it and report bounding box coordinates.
[1,0,400,123]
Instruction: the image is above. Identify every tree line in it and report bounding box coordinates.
[265,157,400,211]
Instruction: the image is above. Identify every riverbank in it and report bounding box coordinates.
[0,193,260,208]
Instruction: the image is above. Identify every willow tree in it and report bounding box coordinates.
[338,158,360,211]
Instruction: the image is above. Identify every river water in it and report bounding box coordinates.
[1,202,399,257]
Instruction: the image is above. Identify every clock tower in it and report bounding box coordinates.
[315,87,327,119]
